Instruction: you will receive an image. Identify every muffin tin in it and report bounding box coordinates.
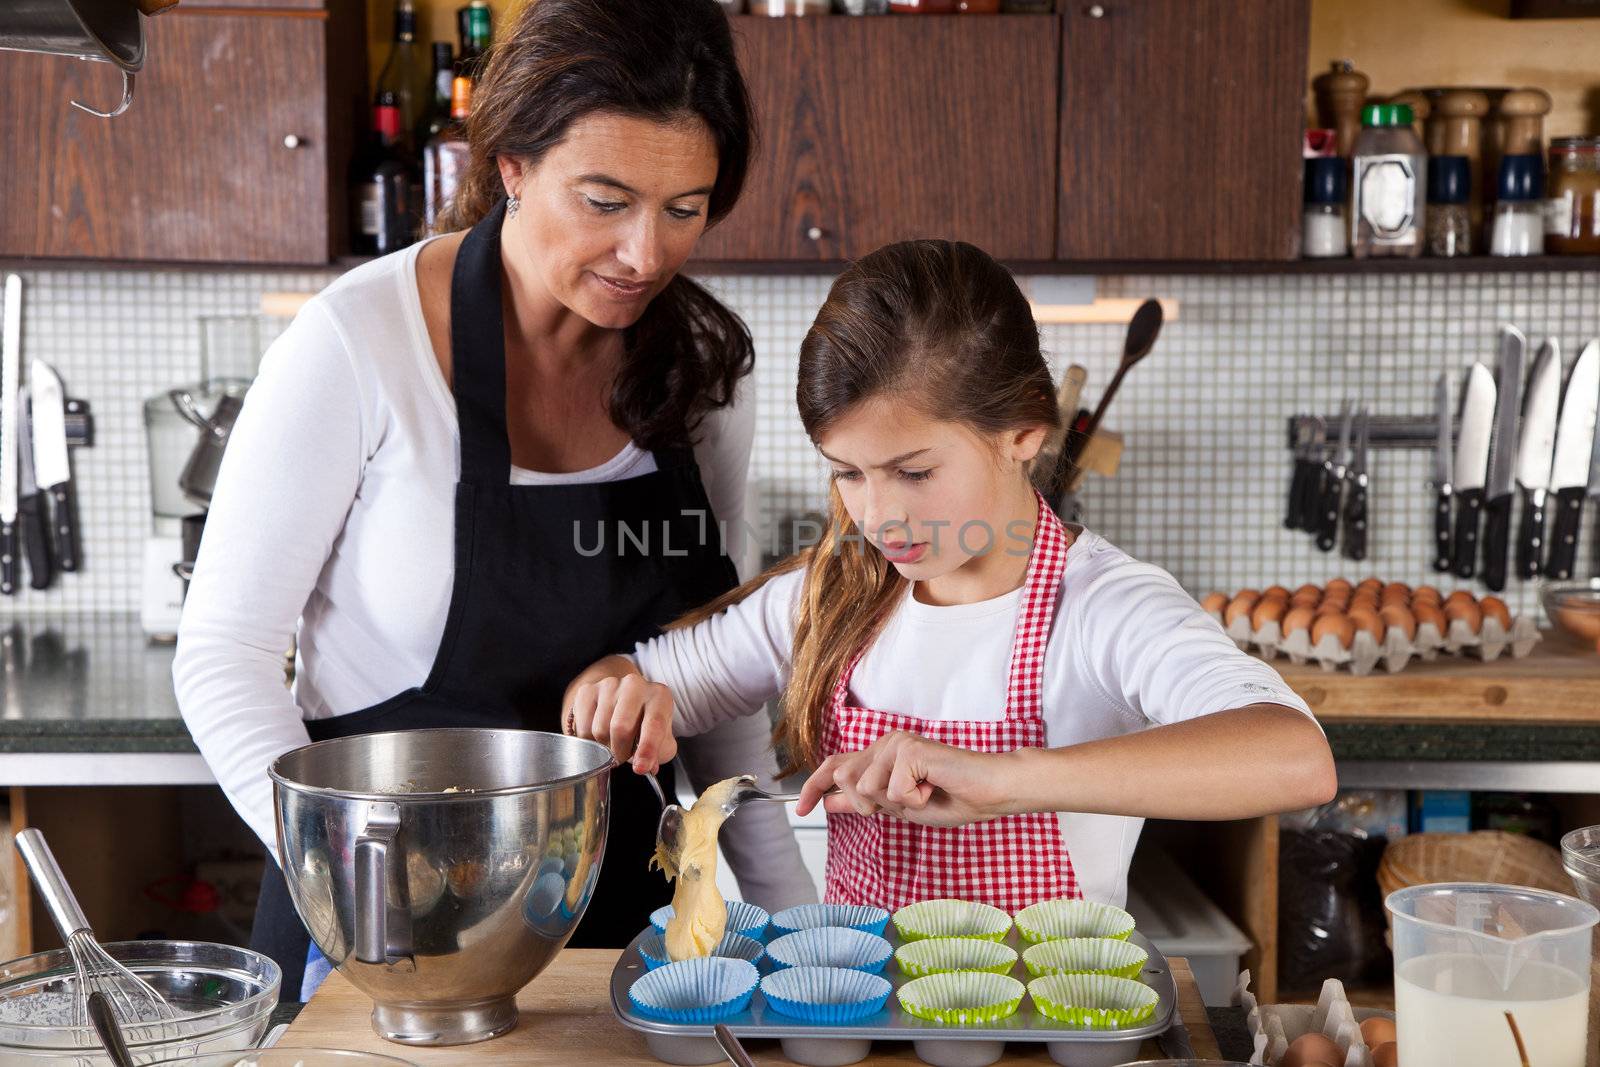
[610,925,1175,1067]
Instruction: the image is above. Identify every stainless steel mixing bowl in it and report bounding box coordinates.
[271,729,612,1047]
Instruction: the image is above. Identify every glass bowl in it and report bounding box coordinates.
[145,1051,420,1067]
[1541,578,1600,652]
[0,940,279,1063]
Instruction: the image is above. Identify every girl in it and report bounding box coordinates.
[564,240,1336,910]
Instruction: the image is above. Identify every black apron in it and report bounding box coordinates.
[250,198,740,999]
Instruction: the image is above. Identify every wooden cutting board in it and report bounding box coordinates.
[282,951,1221,1064]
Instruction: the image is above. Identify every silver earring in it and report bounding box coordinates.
[506,194,521,218]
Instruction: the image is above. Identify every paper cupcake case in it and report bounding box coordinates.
[627,957,760,1024]
[894,936,1017,979]
[760,965,894,1023]
[1013,899,1135,945]
[892,898,1013,942]
[650,899,771,942]
[765,927,893,974]
[896,971,1026,1026]
[770,903,891,939]
[1021,936,1147,980]
[636,929,766,971]
[1027,973,1159,1029]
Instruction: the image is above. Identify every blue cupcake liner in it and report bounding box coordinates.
[760,965,893,1023]
[770,904,891,939]
[637,930,766,971]
[650,900,772,942]
[764,927,893,975]
[627,957,759,1024]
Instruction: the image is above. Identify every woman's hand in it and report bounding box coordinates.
[562,655,679,775]
[796,731,1015,828]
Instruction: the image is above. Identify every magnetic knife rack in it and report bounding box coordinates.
[62,398,94,449]
[1286,414,1450,453]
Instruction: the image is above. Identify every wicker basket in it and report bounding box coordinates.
[1378,831,1576,900]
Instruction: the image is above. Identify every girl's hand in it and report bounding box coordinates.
[562,655,678,775]
[796,731,1014,828]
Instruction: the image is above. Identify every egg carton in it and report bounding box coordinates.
[1209,607,1539,676]
[1232,972,1395,1067]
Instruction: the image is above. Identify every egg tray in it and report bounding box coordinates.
[1208,606,1539,677]
[610,928,1175,1067]
[1234,973,1396,1067]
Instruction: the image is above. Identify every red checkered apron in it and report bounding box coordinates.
[820,491,1080,913]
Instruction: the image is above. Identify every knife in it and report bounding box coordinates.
[16,389,52,591]
[1433,373,1454,572]
[1514,338,1562,581]
[1315,399,1354,553]
[1452,362,1496,579]
[1482,325,1526,592]
[29,360,79,572]
[0,275,21,597]
[1547,339,1599,581]
[1285,417,1316,530]
[1341,407,1370,562]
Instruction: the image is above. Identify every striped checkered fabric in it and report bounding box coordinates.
[820,491,1081,913]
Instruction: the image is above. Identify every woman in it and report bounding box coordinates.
[174,0,813,1001]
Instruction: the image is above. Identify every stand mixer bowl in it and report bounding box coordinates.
[271,729,612,1046]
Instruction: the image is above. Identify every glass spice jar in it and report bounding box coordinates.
[1426,155,1472,258]
[1546,136,1600,254]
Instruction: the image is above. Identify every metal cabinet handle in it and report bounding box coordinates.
[282,134,306,149]
[806,226,824,241]
[1085,4,1105,16]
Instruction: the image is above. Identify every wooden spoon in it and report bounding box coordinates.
[1052,298,1163,502]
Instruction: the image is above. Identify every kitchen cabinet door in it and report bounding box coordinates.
[694,16,1059,264]
[0,6,364,264]
[1056,0,1310,262]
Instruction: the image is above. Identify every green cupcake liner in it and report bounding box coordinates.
[894,936,1019,979]
[896,972,1025,1026]
[1013,899,1135,945]
[1026,973,1158,1029]
[892,899,1013,943]
[1021,937,1148,980]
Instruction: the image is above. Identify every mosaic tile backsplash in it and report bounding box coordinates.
[2,262,1597,626]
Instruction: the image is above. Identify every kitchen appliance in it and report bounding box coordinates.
[1482,325,1526,591]
[1385,883,1595,1067]
[0,0,147,117]
[1452,361,1496,578]
[270,728,612,1046]
[1514,337,1561,579]
[1547,340,1599,580]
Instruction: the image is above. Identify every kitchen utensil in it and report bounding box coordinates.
[1483,326,1526,592]
[0,939,280,1062]
[1296,416,1327,533]
[271,728,612,1046]
[1547,340,1599,580]
[1312,60,1370,158]
[1386,883,1596,1067]
[1285,416,1319,531]
[16,388,53,590]
[1,275,20,596]
[1058,298,1162,490]
[1562,825,1600,907]
[0,0,143,116]
[1453,361,1497,578]
[171,388,243,507]
[1541,578,1600,652]
[1315,399,1355,553]
[14,828,184,1033]
[714,1023,757,1067]
[1515,337,1562,580]
[88,990,136,1067]
[1037,364,1087,498]
[31,359,80,571]
[1340,407,1370,562]
[1433,373,1455,571]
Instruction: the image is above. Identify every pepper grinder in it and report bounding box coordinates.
[1426,89,1491,233]
[1484,88,1551,242]
[1313,59,1370,158]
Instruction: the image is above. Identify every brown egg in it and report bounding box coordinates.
[1380,604,1417,641]
[1283,605,1315,637]
[1263,585,1291,601]
[1312,612,1356,648]
[1294,583,1322,601]
[1251,596,1288,629]
[1347,606,1385,642]
[1281,1032,1346,1067]
[1325,577,1352,592]
[1381,589,1412,609]
[1351,591,1380,611]
[1315,600,1349,617]
[1357,577,1383,594]
[1371,1040,1399,1067]
[1413,584,1442,603]
[1445,598,1483,633]
[1413,601,1446,633]
[1291,589,1322,609]
[1224,592,1259,627]
[1361,1017,1397,1048]
[1382,582,1411,602]
[1445,589,1477,607]
[1200,592,1228,614]
[1480,595,1511,630]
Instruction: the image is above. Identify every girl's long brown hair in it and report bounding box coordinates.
[673,240,1060,773]
[437,0,755,450]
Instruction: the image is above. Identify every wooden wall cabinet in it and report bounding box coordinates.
[0,2,365,265]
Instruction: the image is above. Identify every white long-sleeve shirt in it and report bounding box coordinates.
[632,528,1316,908]
[173,240,817,914]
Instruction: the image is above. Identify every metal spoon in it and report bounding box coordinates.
[656,776,840,858]
[87,991,135,1067]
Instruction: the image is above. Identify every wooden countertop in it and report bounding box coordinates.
[1265,640,1600,724]
[282,951,1221,1064]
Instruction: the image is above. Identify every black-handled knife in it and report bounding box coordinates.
[1316,401,1354,553]
[1453,488,1483,579]
[1340,407,1370,562]
[0,276,18,597]
[1482,493,1513,592]
[1432,372,1454,572]
[1434,486,1454,572]
[28,360,78,572]
[1548,486,1587,581]
[1516,490,1548,581]
[15,397,51,591]
[1513,337,1561,583]
[1451,362,1496,580]
[1285,454,1311,530]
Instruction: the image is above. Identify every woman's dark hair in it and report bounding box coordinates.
[438,0,755,449]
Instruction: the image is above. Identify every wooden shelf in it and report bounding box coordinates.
[1268,640,1600,725]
